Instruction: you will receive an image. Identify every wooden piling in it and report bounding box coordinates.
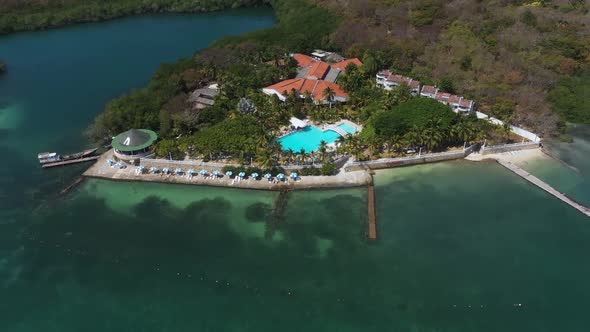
[367,183,377,240]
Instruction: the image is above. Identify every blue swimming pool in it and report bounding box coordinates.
[278,123,357,152]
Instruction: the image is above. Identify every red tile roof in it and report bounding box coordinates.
[311,80,347,101]
[306,61,330,79]
[459,98,473,108]
[436,92,451,101]
[377,69,392,77]
[331,58,363,71]
[421,85,437,95]
[448,95,461,104]
[264,78,347,102]
[293,53,314,68]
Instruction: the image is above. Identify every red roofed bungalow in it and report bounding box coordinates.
[420,85,438,98]
[293,53,314,68]
[262,78,348,104]
[435,92,452,104]
[331,58,363,71]
[305,61,331,80]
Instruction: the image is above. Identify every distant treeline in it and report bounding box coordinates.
[0,0,269,35]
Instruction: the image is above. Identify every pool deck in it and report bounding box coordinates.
[83,150,372,191]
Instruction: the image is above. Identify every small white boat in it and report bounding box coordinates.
[37,152,61,164]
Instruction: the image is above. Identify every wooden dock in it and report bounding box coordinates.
[367,183,377,240]
[496,159,590,218]
[42,156,100,169]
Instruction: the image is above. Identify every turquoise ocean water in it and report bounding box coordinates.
[1,10,590,331]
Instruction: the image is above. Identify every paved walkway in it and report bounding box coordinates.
[496,159,590,218]
[83,150,372,191]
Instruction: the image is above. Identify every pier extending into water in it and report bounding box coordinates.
[42,156,100,168]
[496,159,590,218]
[367,183,377,240]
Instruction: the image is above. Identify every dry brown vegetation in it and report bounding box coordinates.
[314,0,590,135]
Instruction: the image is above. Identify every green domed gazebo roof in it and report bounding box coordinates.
[111,129,157,152]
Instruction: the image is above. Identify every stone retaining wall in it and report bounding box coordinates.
[345,145,477,171]
[481,142,539,155]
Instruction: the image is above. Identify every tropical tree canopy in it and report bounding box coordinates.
[369,97,458,139]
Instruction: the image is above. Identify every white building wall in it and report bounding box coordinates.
[476,111,541,142]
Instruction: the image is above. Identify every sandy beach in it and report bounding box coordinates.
[465,148,547,166]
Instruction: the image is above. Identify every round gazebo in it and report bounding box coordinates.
[111,129,157,162]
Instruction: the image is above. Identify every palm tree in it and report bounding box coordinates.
[257,150,274,169]
[303,91,313,104]
[387,135,403,154]
[297,148,307,165]
[336,135,347,153]
[318,140,328,163]
[423,127,444,151]
[286,148,295,164]
[405,125,424,149]
[323,87,335,109]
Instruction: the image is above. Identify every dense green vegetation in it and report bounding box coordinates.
[6,0,586,168]
[313,0,589,135]
[548,72,590,124]
[0,0,269,35]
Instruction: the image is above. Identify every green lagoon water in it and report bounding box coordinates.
[2,9,590,332]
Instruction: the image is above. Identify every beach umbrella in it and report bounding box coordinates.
[264,173,272,179]
[106,159,114,165]
[199,169,207,175]
[213,170,221,177]
[251,173,259,179]
[277,173,285,180]
[149,166,158,173]
[175,168,183,174]
[162,167,170,174]
[137,166,145,173]
[290,172,298,179]
[225,171,233,177]
[238,172,246,178]
[188,169,195,175]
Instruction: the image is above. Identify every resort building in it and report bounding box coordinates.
[262,78,348,104]
[375,70,476,113]
[189,83,219,110]
[112,128,158,162]
[263,51,361,104]
[292,53,362,83]
[456,97,475,113]
[419,85,438,98]
[375,70,421,94]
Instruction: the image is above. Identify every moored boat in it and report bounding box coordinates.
[37,148,98,165]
